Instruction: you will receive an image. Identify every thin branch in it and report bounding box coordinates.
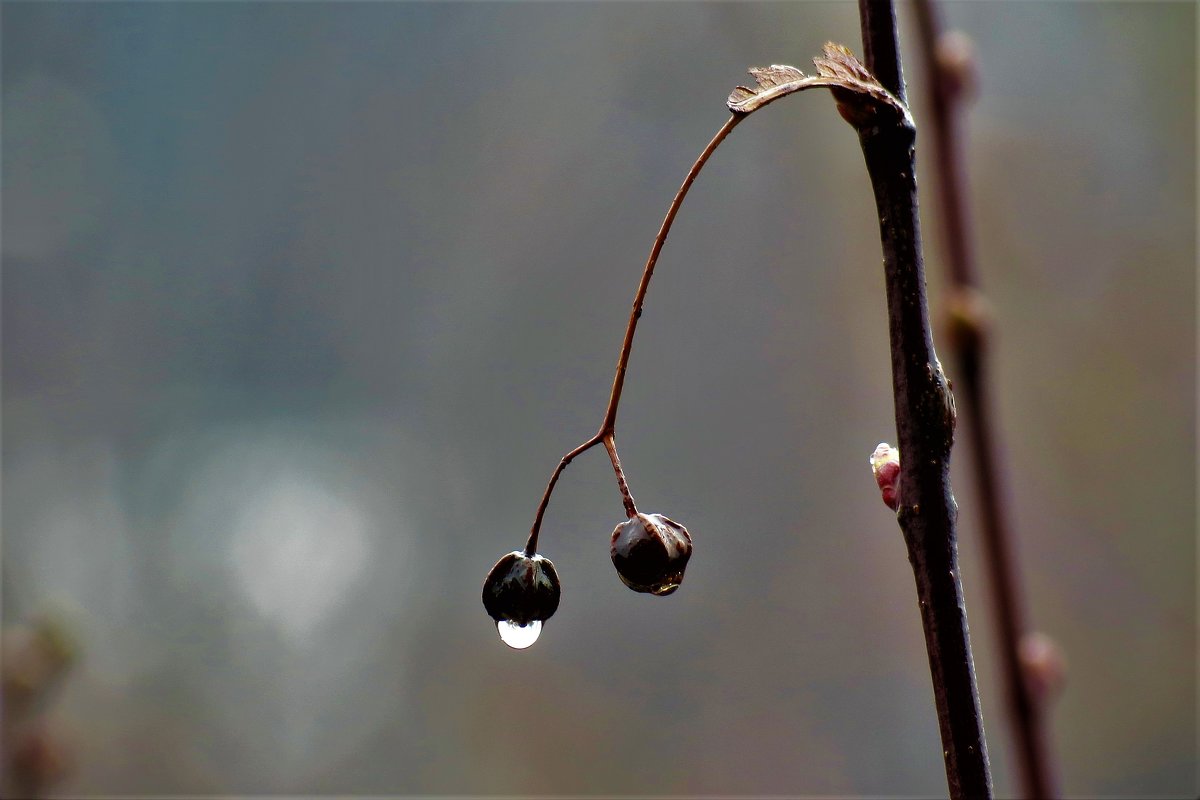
[911,2,974,288]
[856,2,993,798]
[603,435,638,517]
[525,115,743,552]
[911,2,1059,795]
[525,435,602,555]
[598,114,743,434]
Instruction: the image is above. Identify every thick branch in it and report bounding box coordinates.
[912,2,1059,795]
[858,0,907,102]
[857,3,992,798]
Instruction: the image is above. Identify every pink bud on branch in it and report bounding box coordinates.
[1019,631,1067,704]
[870,442,901,511]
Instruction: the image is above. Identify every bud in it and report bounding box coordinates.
[1019,631,1067,703]
[610,513,693,596]
[942,286,992,356]
[870,442,901,510]
[482,551,561,649]
[936,30,979,102]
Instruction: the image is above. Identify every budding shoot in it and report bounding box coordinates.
[870,442,901,511]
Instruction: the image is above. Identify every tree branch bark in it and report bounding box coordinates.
[855,3,993,797]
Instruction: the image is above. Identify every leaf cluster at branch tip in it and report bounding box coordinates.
[727,42,909,123]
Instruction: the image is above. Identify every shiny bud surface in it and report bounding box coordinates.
[610,513,693,595]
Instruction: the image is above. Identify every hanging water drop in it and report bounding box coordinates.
[482,550,560,648]
[497,619,542,649]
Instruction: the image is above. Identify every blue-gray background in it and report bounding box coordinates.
[2,1,1195,796]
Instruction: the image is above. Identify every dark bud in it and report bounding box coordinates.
[482,551,560,648]
[610,513,693,596]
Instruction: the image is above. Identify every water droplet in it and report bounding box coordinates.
[497,619,542,649]
[646,577,682,596]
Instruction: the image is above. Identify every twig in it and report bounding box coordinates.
[523,115,743,554]
[854,2,993,797]
[911,2,1059,796]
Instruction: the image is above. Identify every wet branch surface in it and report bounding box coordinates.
[855,2,993,797]
[912,1,1059,796]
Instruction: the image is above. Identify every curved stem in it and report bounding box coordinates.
[912,2,1059,795]
[598,113,743,433]
[525,435,602,555]
[526,114,743,552]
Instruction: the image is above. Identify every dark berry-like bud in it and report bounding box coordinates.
[482,551,561,649]
[610,513,693,596]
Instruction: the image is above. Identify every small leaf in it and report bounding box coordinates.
[749,64,807,90]
[727,85,757,106]
[813,42,875,84]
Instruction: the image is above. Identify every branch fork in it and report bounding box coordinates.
[525,43,917,558]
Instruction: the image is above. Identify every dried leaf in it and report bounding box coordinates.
[813,42,875,84]
[749,64,807,89]
[727,85,757,106]
[726,42,908,125]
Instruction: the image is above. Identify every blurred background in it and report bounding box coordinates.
[2,1,1194,796]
